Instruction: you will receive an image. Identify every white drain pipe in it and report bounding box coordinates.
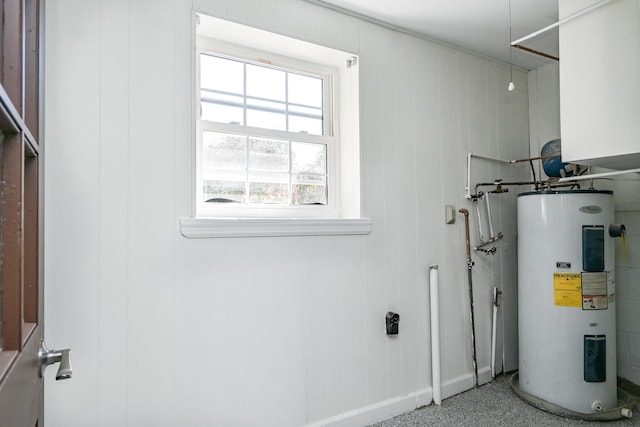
[491,287,499,378]
[430,265,441,405]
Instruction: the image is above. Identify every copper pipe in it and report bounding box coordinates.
[459,208,471,263]
[513,44,559,61]
[511,154,561,163]
[473,180,580,194]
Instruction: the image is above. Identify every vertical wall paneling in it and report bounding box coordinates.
[392,36,421,398]
[489,63,505,376]
[480,62,501,380]
[322,237,347,417]
[126,0,176,424]
[412,41,442,396]
[97,0,129,424]
[358,24,391,408]
[337,236,368,412]
[438,47,469,386]
[44,0,531,425]
[174,238,233,426]
[44,0,101,425]
[527,63,560,180]
[305,237,333,422]
[501,66,530,374]
[380,31,402,399]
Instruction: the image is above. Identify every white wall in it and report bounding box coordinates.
[43,1,530,426]
[527,63,560,180]
[528,62,640,388]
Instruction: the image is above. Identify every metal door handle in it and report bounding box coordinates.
[39,340,72,380]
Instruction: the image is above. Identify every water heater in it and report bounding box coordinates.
[517,190,618,414]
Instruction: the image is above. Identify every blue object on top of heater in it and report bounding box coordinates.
[541,139,576,178]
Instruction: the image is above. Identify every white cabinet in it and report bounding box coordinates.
[559,0,640,169]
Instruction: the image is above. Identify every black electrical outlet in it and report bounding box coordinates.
[386,312,399,335]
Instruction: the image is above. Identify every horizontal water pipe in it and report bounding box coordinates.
[466,153,511,199]
[557,168,640,183]
[473,180,579,195]
[510,0,616,46]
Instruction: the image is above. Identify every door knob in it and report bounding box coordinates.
[39,340,72,380]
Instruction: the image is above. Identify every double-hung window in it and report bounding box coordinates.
[197,49,335,217]
[186,14,370,237]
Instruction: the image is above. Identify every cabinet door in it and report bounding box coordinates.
[559,0,640,169]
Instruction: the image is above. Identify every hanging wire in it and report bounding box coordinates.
[508,0,515,91]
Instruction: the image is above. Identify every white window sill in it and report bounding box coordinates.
[180,217,372,238]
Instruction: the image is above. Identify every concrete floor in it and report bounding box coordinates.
[369,375,640,427]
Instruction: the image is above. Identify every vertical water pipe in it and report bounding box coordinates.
[429,265,441,405]
[459,208,479,387]
[473,196,486,243]
[491,287,498,378]
[485,192,495,240]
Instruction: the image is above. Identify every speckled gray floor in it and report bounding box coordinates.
[369,375,640,427]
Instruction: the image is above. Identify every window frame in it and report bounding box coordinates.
[183,13,371,238]
[195,37,341,219]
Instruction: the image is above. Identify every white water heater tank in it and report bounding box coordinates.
[518,190,617,414]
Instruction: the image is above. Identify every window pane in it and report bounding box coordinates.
[203,179,245,203]
[288,73,322,108]
[249,137,289,172]
[202,132,246,173]
[246,98,285,114]
[201,101,244,124]
[249,172,288,204]
[288,104,322,118]
[246,64,285,102]
[246,108,286,131]
[200,54,244,94]
[288,115,323,135]
[291,141,326,174]
[293,174,327,205]
[201,90,244,107]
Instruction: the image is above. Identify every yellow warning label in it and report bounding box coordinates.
[553,272,582,307]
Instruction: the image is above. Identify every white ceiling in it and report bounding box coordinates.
[308,0,559,70]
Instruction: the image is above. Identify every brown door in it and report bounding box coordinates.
[0,0,47,425]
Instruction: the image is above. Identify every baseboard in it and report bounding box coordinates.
[306,366,493,427]
[305,388,432,427]
[442,366,493,398]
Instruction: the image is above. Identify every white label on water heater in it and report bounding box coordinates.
[582,272,608,310]
[583,295,608,310]
[582,272,607,295]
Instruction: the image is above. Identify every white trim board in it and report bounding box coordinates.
[306,369,492,427]
[180,217,373,238]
